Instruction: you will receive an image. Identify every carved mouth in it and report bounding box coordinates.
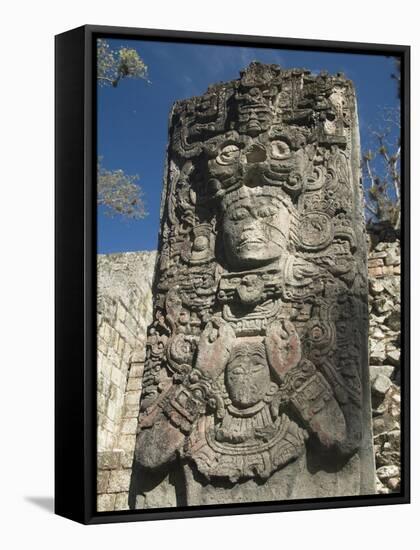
[237,238,265,249]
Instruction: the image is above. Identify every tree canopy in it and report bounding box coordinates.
[97,40,149,220]
[97,39,150,88]
[363,107,401,233]
[97,159,147,220]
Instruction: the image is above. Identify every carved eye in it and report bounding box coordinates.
[178,310,190,322]
[250,363,265,374]
[271,140,291,159]
[229,207,249,222]
[217,144,240,165]
[256,205,277,218]
[231,366,245,375]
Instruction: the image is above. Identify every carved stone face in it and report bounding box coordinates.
[237,102,272,137]
[225,342,271,408]
[222,193,290,269]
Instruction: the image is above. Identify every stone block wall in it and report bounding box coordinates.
[367,238,401,494]
[96,251,155,511]
[96,239,402,510]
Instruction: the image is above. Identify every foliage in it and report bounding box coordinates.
[363,58,401,235]
[97,159,148,219]
[97,39,150,88]
[363,107,401,233]
[97,40,149,219]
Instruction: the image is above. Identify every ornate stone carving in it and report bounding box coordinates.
[131,63,374,508]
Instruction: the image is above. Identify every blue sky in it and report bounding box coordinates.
[97,39,400,254]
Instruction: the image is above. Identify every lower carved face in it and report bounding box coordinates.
[225,342,271,408]
[222,194,290,269]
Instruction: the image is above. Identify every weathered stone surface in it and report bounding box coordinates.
[97,251,155,452]
[384,247,400,266]
[369,280,384,295]
[121,418,138,434]
[114,493,130,511]
[97,450,123,470]
[368,235,401,429]
[97,494,116,512]
[386,349,401,366]
[370,341,387,363]
[94,236,401,509]
[372,373,392,396]
[131,62,375,508]
[377,464,400,481]
[108,470,131,493]
[369,365,395,381]
[97,470,110,493]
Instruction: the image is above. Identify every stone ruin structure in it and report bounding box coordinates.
[130,62,375,508]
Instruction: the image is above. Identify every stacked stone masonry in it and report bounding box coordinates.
[96,238,401,510]
[367,238,401,494]
[96,251,155,512]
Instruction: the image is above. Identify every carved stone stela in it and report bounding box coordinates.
[130,63,375,508]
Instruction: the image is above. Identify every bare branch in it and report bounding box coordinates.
[362,105,401,233]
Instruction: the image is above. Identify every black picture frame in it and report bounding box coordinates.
[55,24,410,525]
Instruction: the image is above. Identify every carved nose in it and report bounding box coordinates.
[246,144,267,164]
[242,224,255,234]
